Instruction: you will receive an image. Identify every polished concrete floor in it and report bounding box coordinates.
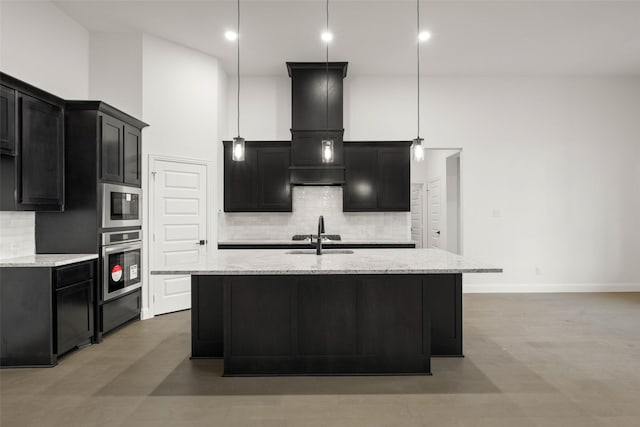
[1,293,640,427]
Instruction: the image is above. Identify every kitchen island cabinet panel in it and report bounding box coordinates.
[358,276,424,356]
[229,277,293,356]
[297,277,357,356]
[191,276,224,358]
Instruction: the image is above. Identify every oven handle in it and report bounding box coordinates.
[103,242,142,255]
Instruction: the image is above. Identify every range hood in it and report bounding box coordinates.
[286,62,348,185]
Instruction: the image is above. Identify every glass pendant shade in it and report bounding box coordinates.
[321,139,334,163]
[412,137,424,162]
[232,136,245,161]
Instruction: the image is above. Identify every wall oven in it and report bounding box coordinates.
[101,183,142,228]
[101,230,142,301]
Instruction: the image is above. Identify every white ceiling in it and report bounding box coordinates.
[54,0,640,77]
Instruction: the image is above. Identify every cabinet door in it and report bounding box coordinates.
[224,141,258,211]
[378,147,410,211]
[56,279,93,355]
[18,94,64,210]
[123,125,141,186]
[100,115,124,183]
[343,146,378,211]
[0,85,16,155]
[257,147,291,211]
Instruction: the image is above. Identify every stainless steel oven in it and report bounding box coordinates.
[101,230,142,301]
[101,183,142,228]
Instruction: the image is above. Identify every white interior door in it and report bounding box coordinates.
[410,183,424,248]
[151,158,208,315]
[428,178,442,248]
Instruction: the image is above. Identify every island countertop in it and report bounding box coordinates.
[151,248,502,275]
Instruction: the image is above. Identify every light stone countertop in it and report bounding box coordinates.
[0,254,99,268]
[217,239,416,246]
[151,248,502,275]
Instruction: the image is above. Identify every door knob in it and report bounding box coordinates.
[436,231,441,235]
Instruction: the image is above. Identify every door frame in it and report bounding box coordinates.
[147,155,211,318]
[422,148,464,254]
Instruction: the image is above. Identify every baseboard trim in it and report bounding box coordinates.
[464,282,640,293]
[140,307,153,320]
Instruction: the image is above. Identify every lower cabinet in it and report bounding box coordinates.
[0,260,96,367]
[101,289,141,335]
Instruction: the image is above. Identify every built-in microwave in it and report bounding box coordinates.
[101,183,142,229]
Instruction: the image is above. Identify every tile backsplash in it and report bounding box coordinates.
[0,212,35,259]
[219,186,410,241]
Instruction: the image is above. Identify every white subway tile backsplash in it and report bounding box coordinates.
[220,186,410,241]
[0,212,35,260]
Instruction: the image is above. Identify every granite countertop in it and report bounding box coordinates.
[0,254,99,268]
[217,239,416,245]
[151,248,502,275]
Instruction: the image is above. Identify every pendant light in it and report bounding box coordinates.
[321,0,334,164]
[232,0,245,161]
[412,0,426,162]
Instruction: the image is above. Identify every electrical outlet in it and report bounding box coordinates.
[492,209,501,218]
[535,267,542,276]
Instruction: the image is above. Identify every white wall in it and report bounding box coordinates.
[141,34,223,316]
[89,33,143,117]
[227,75,640,291]
[0,1,89,99]
[0,1,90,259]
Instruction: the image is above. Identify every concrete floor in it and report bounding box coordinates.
[1,293,639,427]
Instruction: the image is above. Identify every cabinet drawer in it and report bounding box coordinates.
[56,261,94,289]
[102,289,141,333]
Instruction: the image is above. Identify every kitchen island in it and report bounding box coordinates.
[151,248,501,376]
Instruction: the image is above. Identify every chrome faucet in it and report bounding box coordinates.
[316,215,325,255]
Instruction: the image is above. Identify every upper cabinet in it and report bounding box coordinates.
[65,101,147,189]
[100,115,142,186]
[224,141,292,212]
[1,85,16,155]
[1,73,64,212]
[343,142,411,212]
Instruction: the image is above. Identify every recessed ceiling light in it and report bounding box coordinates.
[418,31,431,42]
[225,30,238,41]
[321,31,333,42]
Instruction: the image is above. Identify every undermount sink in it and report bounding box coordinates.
[285,249,354,255]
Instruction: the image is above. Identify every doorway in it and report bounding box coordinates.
[412,149,462,254]
[150,157,209,316]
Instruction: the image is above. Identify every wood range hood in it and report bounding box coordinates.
[286,62,348,185]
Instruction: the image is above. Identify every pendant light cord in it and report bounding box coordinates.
[237,0,241,138]
[416,0,420,138]
[326,0,330,134]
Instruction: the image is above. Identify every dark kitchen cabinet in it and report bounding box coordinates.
[1,85,16,155]
[124,124,142,186]
[343,142,411,212]
[100,118,141,185]
[100,115,124,183]
[224,141,291,212]
[0,259,96,367]
[1,73,64,212]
